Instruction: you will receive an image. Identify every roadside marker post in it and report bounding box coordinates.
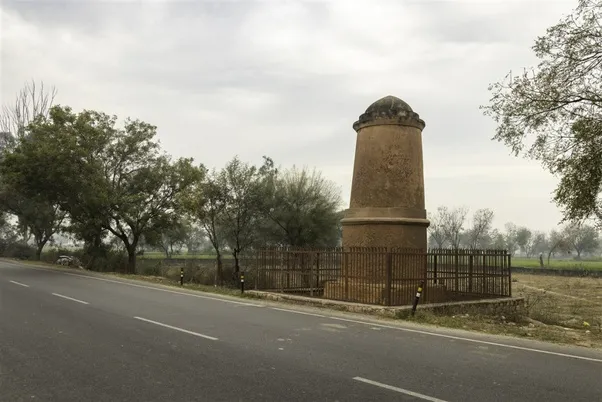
[180,267,184,286]
[411,281,424,316]
[240,271,245,294]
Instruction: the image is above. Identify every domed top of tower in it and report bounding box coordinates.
[365,95,413,114]
[353,95,425,131]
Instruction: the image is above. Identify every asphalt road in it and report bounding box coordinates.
[1,260,601,402]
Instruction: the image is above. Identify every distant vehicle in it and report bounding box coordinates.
[56,255,84,269]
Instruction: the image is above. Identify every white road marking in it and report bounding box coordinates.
[353,377,448,402]
[9,261,602,363]
[9,280,29,287]
[134,316,218,341]
[327,316,602,363]
[271,307,326,318]
[14,264,258,306]
[52,293,89,305]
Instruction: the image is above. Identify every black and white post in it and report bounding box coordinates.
[411,280,424,316]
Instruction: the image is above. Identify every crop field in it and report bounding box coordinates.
[512,257,602,271]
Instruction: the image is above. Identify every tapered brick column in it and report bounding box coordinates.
[323,96,438,305]
[341,95,430,250]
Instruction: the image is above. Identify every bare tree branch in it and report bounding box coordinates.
[0,79,57,138]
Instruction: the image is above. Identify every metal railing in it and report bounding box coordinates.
[254,247,511,306]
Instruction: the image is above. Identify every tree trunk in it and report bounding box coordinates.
[127,247,137,274]
[233,251,240,275]
[215,252,223,286]
[34,235,48,261]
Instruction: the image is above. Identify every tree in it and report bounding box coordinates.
[525,231,547,258]
[1,106,201,272]
[0,80,57,139]
[219,156,275,275]
[184,167,228,284]
[0,190,65,260]
[0,80,58,243]
[184,224,210,254]
[516,227,532,256]
[427,209,447,248]
[547,229,571,266]
[145,218,191,258]
[489,229,507,250]
[482,0,602,224]
[265,165,343,248]
[504,222,520,256]
[563,222,600,259]
[465,208,494,249]
[436,206,468,249]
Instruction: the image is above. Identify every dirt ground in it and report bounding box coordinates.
[415,273,602,349]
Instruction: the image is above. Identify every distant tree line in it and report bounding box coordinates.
[0,81,344,282]
[427,206,601,266]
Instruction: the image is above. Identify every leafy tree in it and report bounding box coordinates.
[0,80,58,242]
[265,165,342,248]
[482,0,602,224]
[515,227,532,256]
[524,231,547,258]
[0,190,65,260]
[183,167,228,284]
[547,229,572,266]
[219,156,275,275]
[184,223,209,254]
[563,222,600,259]
[503,222,520,256]
[145,218,191,258]
[1,106,201,271]
[490,229,508,250]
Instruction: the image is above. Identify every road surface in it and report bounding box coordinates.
[1,259,601,401]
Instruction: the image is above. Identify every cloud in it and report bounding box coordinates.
[0,0,578,232]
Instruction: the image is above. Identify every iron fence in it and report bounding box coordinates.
[254,247,511,306]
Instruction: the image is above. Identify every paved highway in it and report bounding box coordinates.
[1,260,601,401]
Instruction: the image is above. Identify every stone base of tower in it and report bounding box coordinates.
[323,280,448,306]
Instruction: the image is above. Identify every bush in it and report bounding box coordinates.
[4,242,37,260]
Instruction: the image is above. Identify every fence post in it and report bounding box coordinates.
[385,252,392,306]
[433,254,438,284]
[483,253,488,294]
[508,252,512,297]
[343,251,349,300]
[315,252,320,290]
[309,255,315,297]
[468,254,473,293]
[454,251,459,292]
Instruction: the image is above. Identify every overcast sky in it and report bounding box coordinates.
[1,0,578,233]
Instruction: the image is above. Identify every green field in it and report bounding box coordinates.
[512,257,602,271]
[140,252,602,271]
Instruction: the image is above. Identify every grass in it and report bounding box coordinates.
[512,257,602,271]
[408,273,602,348]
